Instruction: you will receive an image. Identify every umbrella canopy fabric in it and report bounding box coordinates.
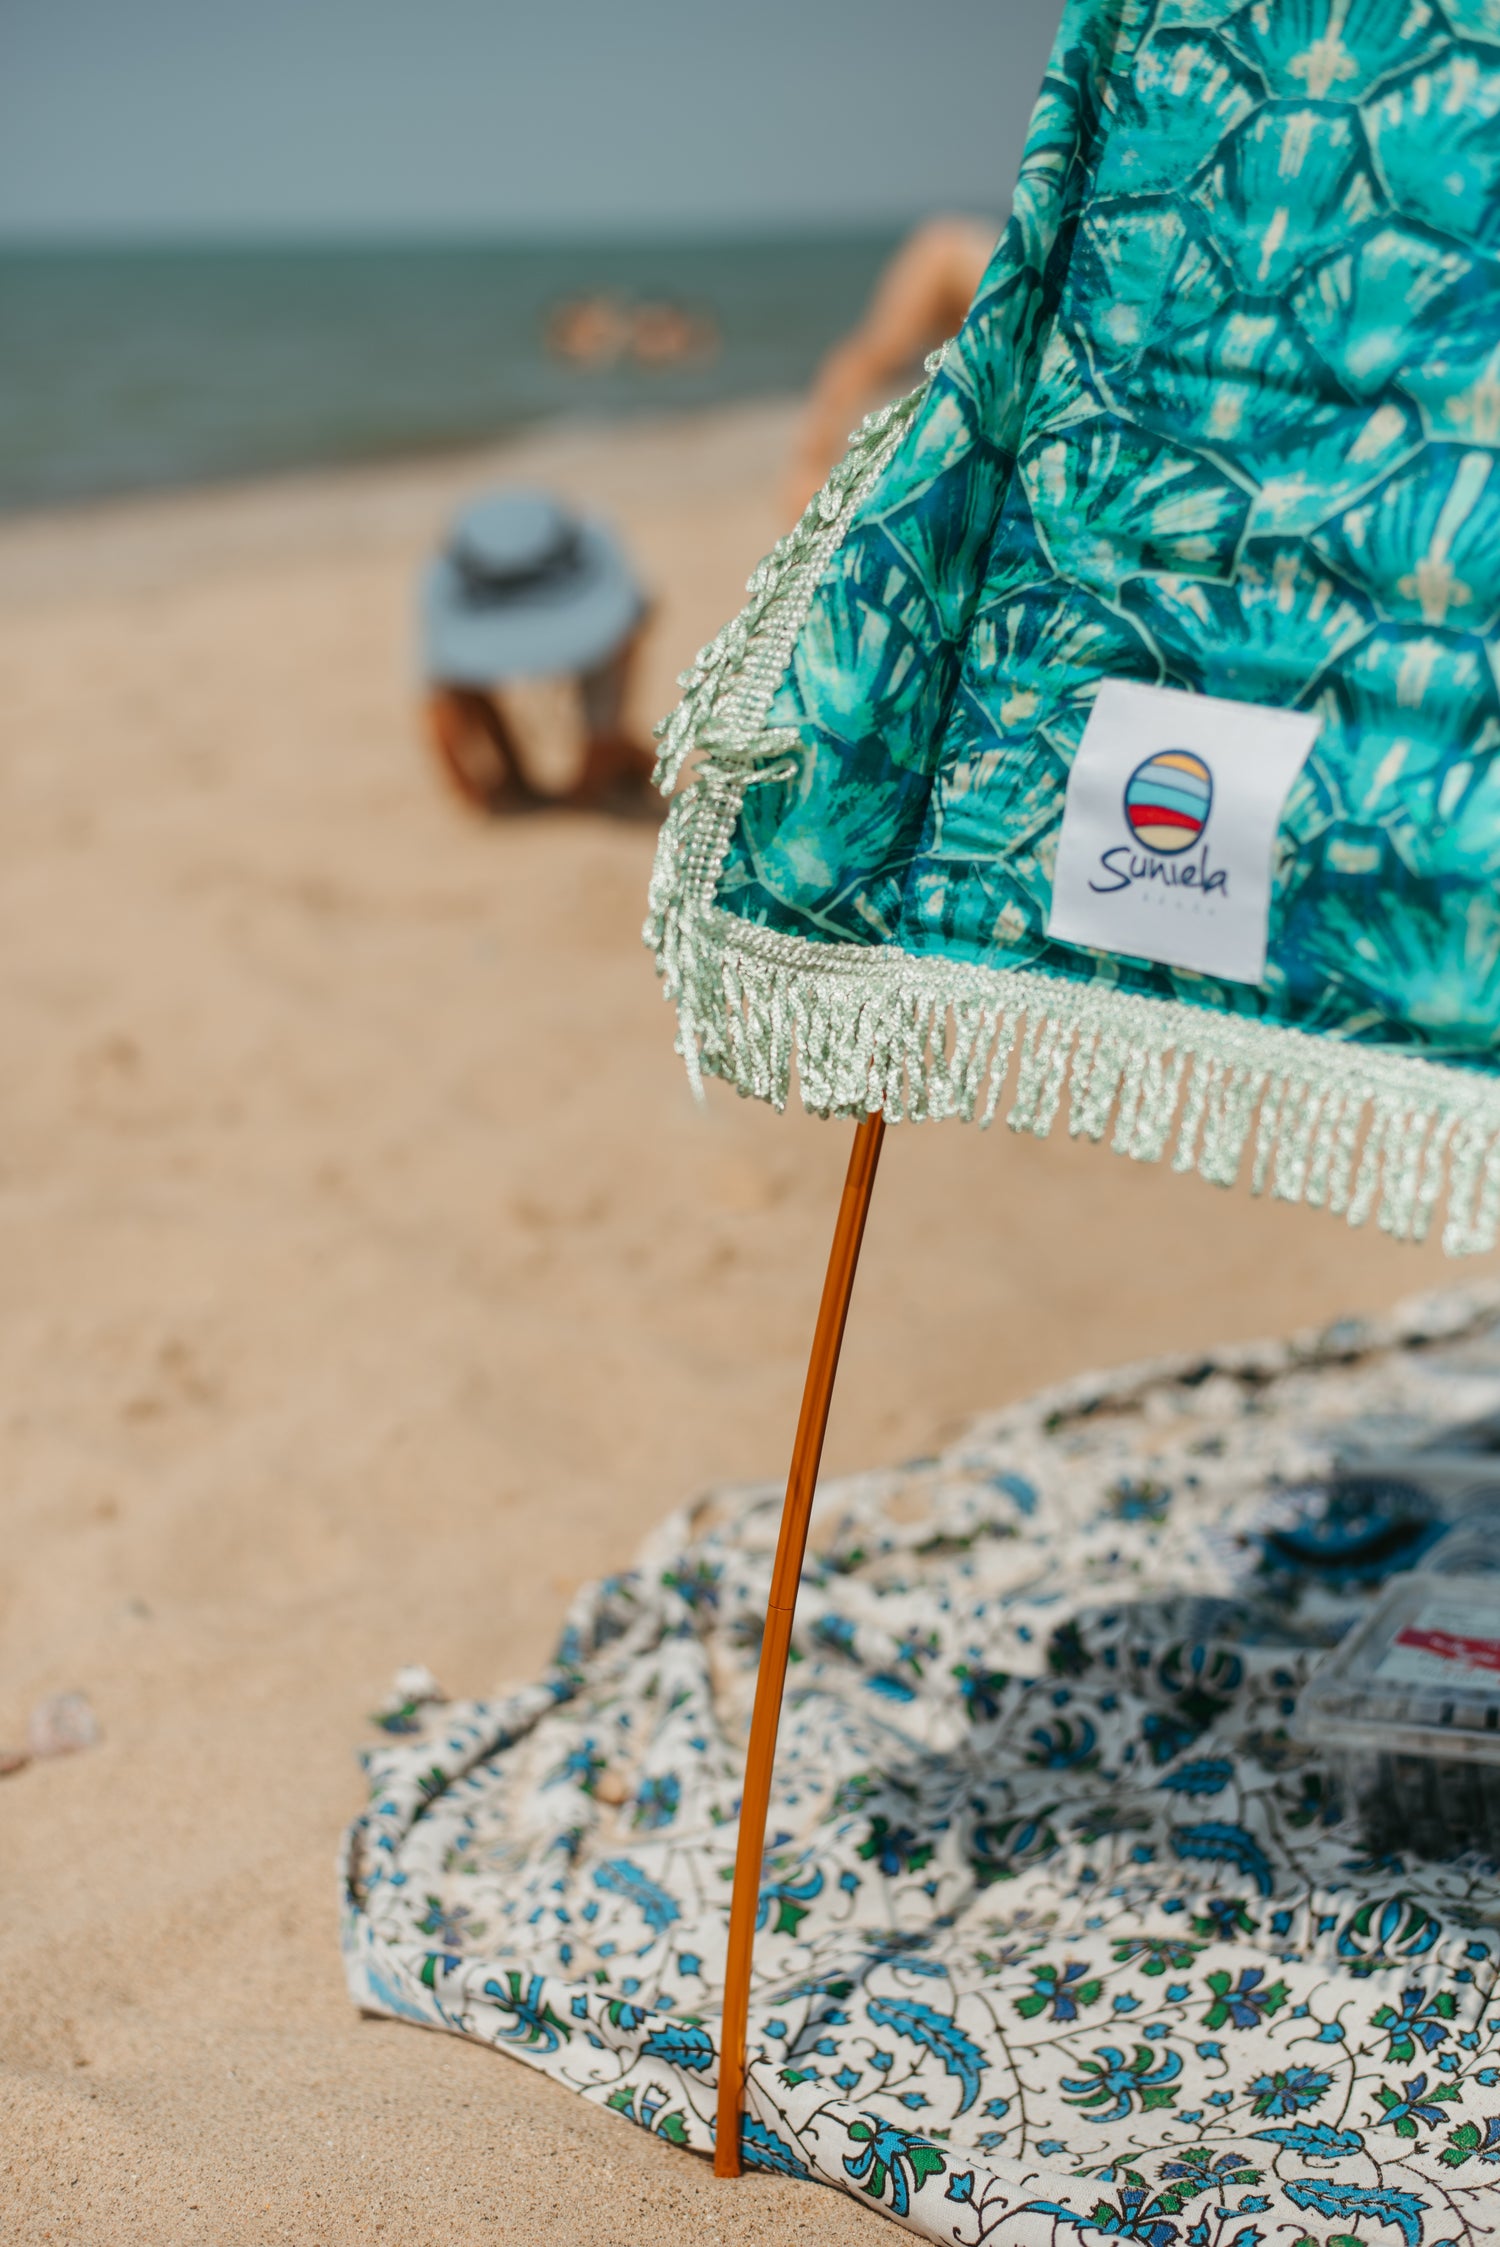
[647,0,1500,1256]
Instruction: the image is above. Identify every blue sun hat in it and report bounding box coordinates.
[421,488,645,687]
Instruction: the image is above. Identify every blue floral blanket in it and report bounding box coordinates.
[345,1290,1500,2243]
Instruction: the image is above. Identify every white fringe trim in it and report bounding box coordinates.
[649,369,938,798]
[662,901,1500,1254]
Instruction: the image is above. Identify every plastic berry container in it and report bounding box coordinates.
[1297,1519,1500,1860]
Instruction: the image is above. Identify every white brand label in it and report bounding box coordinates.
[1045,681,1320,986]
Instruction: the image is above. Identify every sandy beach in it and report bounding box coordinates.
[0,399,1490,2246]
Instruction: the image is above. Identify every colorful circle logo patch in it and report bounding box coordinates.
[1124,750,1213,855]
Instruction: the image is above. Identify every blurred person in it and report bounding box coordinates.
[546,293,719,371]
[628,299,719,367]
[783,213,1001,522]
[545,295,631,368]
[421,489,654,814]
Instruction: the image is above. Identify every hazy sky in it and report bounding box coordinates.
[1,0,1066,241]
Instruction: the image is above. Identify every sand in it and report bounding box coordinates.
[0,399,1489,2247]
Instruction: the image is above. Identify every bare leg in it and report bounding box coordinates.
[714,1114,887,2177]
[424,687,541,815]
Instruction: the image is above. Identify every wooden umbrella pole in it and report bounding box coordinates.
[714,1112,887,2177]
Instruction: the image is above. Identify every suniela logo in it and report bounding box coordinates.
[1089,748,1228,900]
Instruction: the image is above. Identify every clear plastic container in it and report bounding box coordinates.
[1298,1517,1500,1859]
[1331,1407,1500,1508]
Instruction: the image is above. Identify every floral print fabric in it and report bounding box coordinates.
[346,1288,1500,2243]
[720,0,1500,1071]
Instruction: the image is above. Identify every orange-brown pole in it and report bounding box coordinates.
[714,1112,887,2176]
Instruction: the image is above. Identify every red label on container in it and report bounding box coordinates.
[1394,1623,1500,1674]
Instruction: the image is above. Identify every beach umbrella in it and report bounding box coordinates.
[645,0,1500,2177]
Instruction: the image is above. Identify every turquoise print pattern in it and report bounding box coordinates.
[717,0,1500,1067]
[347,1291,1500,2242]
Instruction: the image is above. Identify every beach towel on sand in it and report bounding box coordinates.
[647,0,1500,1254]
[345,1289,1500,2244]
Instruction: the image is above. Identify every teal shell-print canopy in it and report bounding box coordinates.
[647,0,1500,1256]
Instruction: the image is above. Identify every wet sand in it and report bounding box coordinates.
[0,400,1484,2245]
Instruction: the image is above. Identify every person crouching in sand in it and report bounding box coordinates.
[421,489,655,814]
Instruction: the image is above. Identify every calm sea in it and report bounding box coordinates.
[0,231,905,515]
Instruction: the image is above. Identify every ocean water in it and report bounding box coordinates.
[0,231,905,514]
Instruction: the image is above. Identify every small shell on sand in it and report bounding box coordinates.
[26,1690,99,1759]
[0,1748,29,1777]
[593,1769,629,1806]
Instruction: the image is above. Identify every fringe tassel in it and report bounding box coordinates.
[649,889,1500,1256]
[648,387,932,798]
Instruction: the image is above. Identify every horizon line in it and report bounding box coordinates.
[0,213,941,256]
